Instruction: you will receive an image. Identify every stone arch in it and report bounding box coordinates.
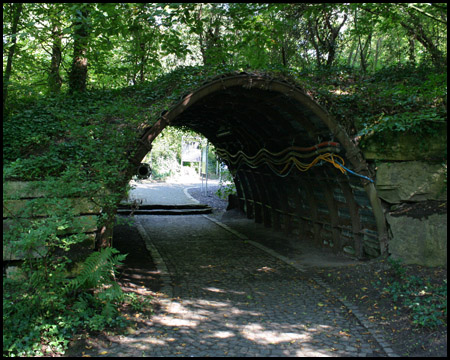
[131,72,387,258]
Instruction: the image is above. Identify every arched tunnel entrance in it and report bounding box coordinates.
[132,73,388,259]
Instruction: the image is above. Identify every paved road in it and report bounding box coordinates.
[126,181,197,206]
[126,179,219,206]
[92,182,394,357]
[128,215,387,357]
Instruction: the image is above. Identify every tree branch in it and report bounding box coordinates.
[402,3,447,25]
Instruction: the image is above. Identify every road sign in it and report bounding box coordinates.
[181,137,201,163]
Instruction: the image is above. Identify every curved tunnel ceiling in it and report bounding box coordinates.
[135,73,388,259]
[172,86,329,154]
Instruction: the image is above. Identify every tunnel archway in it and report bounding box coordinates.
[132,72,387,258]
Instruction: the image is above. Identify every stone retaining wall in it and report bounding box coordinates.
[3,181,102,274]
[363,140,447,266]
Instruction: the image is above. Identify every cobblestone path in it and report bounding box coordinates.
[102,214,388,357]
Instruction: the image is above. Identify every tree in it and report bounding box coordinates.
[3,2,23,112]
[125,3,162,84]
[358,3,447,68]
[48,6,63,93]
[68,4,90,93]
[176,3,229,66]
[351,6,374,73]
[3,2,447,102]
[296,4,348,68]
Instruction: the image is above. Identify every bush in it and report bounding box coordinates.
[3,247,127,356]
[382,258,447,329]
[216,166,237,199]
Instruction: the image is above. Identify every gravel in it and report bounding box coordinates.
[186,185,228,213]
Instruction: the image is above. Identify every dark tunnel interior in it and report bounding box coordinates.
[137,74,383,259]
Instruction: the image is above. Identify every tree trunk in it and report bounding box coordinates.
[347,40,357,67]
[3,2,23,113]
[48,19,63,94]
[408,38,416,65]
[69,7,89,93]
[372,37,382,72]
[359,31,372,74]
[139,42,146,83]
[400,19,445,67]
[351,44,359,68]
[281,46,287,67]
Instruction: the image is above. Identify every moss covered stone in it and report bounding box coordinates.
[360,125,447,161]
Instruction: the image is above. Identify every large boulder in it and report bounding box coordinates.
[375,161,447,204]
[387,212,447,267]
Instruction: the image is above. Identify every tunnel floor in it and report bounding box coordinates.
[120,213,387,357]
[64,182,446,357]
[71,181,391,356]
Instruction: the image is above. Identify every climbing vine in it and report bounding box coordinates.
[4,63,446,180]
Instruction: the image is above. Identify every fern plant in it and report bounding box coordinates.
[66,247,126,292]
[64,247,128,331]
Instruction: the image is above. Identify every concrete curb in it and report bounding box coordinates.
[183,187,201,204]
[134,217,174,300]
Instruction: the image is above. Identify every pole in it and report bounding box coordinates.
[200,148,203,193]
[205,141,209,195]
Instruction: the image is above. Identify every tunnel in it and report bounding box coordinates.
[131,72,388,259]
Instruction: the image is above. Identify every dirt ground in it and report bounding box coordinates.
[312,259,447,357]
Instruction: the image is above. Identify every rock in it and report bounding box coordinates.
[360,125,447,161]
[387,213,447,266]
[375,161,446,203]
[363,230,381,258]
[343,245,356,255]
[5,266,26,281]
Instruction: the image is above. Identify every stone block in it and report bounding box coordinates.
[3,215,98,235]
[4,181,110,200]
[3,181,47,199]
[360,125,447,161]
[375,161,446,204]
[3,240,48,261]
[3,198,101,218]
[387,213,447,266]
[3,232,95,262]
[5,266,27,281]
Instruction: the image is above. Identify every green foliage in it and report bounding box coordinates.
[3,89,143,182]
[144,126,185,179]
[381,258,447,329]
[4,3,447,111]
[297,63,447,141]
[3,172,130,356]
[123,292,154,312]
[3,246,127,356]
[356,65,446,136]
[216,166,237,200]
[66,247,127,292]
